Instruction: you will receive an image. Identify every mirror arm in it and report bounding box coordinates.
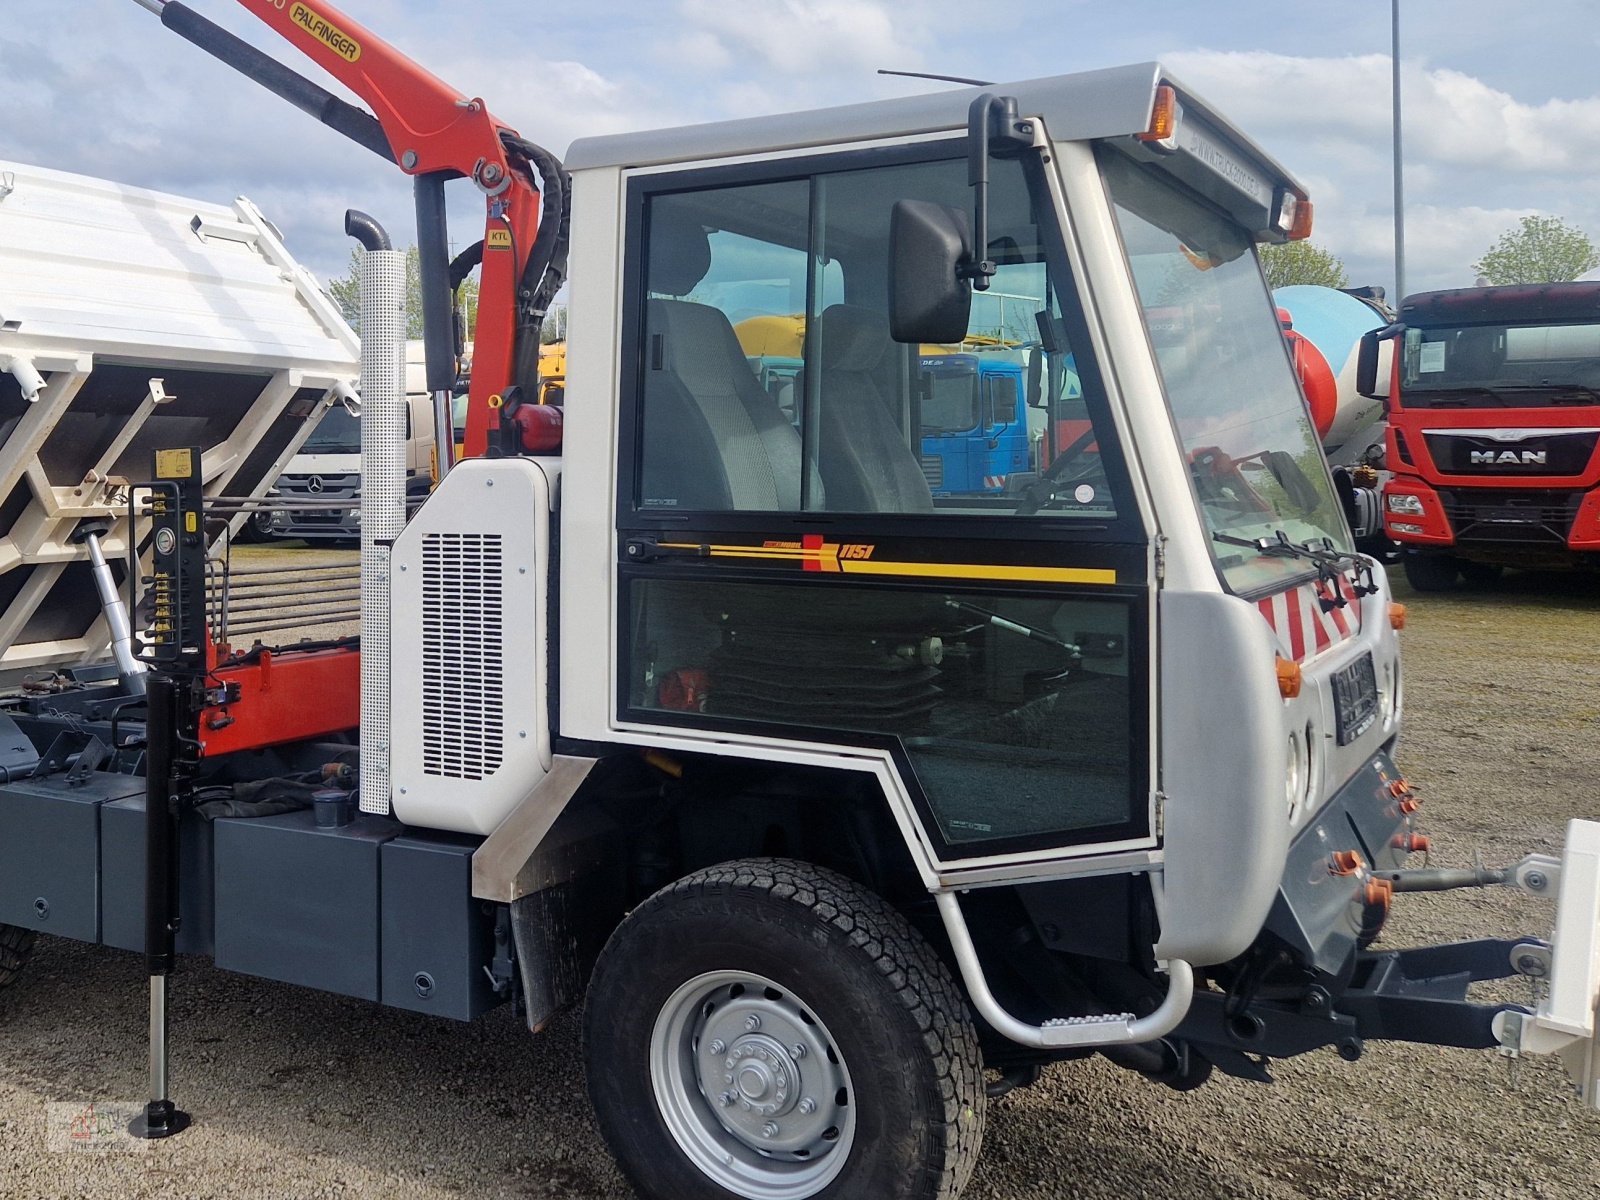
[965,93,1033,293]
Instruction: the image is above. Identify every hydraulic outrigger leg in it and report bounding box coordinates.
[129,672,190,1139]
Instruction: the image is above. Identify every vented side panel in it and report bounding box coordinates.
[389,458,554,836]
[422,532,506,779]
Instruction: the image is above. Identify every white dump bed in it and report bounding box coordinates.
[0,160,358,679]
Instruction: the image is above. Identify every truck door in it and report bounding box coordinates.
[615,141,1155,865]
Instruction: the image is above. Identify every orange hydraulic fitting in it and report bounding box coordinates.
[1364,876,1394,907]
[1398,796,1422,815]
[1391,832,1431,855]
[1329,850,1365,876]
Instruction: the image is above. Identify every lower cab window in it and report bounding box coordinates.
[627,578,1140,851]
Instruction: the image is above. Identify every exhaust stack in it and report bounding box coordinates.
[348,211,405,816]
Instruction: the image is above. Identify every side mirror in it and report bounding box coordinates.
[1355,326,1397,400]
[1026,349,1044,409]
[890,200,973,345]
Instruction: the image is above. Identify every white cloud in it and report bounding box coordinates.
[679,0,915,77]
[1163,48,1600,294]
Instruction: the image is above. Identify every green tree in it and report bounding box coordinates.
[1474,214,1600,284]
[327,245,479,339]
[1259,240,1350,289]
[541,304,567,344]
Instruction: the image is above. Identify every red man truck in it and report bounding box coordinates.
[1371,282,1600,591]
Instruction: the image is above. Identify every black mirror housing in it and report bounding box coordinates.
[889,200,973,344]
[1355,326,1397,399]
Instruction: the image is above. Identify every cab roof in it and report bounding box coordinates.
[564,62,1304,238]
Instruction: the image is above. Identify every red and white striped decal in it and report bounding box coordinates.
[983,475,1008,490]
[1256,574,1363,662]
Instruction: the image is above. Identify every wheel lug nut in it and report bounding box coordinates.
[709,1039,726,1055]
[744,1015,761,1031]
[798,1097,816,1115]
[719,1092,736,1107]
[762,1121,779,1138]
[792,1044,806,1058]
[724,1073,734,1084]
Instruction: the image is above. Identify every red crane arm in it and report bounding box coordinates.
[233,0,541,457]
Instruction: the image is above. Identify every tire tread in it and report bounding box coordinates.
[641,858,985,1200]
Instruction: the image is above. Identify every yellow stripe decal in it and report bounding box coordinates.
[655,542,1115,585]
[838,560,1117,584]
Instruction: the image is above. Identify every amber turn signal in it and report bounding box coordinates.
[1275,655,1303,699]
[1388,602,1407,630]
[1137,84,1179,142]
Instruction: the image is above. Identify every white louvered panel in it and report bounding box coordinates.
[389,457,554,836]
[421,532,506,779]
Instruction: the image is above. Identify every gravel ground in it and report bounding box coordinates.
[1,554,1598,1198]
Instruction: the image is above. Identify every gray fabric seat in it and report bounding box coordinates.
[638,210,812,511]
[815,304,934,513]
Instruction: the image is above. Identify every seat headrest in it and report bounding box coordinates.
[648,209,713,297]
[818,305,892,374]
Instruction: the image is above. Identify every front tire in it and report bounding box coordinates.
[584,859,985,1200]
[0,924,35,988]
[1402,552,1460,593]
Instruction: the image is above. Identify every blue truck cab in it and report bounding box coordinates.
[917,353,1030,495]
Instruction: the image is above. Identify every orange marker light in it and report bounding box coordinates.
[1137,84,1180,143]
[1275,655,1303,699]
[1389,602,1408,630]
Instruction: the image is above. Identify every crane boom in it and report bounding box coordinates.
[136,0,562,457]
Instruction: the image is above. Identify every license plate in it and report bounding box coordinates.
[1480,506,1537,524]
[1332,653,1378,746]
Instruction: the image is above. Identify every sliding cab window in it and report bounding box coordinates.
[631,152,1126,524]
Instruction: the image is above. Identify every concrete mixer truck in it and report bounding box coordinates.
[1273,284,1394,556]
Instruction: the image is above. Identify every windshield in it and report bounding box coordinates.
[920,357,980,433]
[304,405,361,453]
[1100,149,1350,592]
[1401,322,1600,408]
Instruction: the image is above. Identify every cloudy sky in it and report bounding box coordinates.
[4,0,1599,300]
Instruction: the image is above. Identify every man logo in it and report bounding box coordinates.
[1470,449,1546,466]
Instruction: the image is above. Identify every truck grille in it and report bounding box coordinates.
[1436,488,1582,544]
[420,532,505,780]
[1422,429,1600,476]
[920,455,943,490]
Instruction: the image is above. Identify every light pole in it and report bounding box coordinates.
[1392,0,1406,302]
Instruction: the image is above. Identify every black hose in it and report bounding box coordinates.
[158,3,394,163]
[502,134,572,396]
[344,209,391,252]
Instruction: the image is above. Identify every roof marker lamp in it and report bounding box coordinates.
[1136,84,1182,151]
[1272,189,1314,241]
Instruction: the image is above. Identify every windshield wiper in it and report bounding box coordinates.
[1213,531,1378,610]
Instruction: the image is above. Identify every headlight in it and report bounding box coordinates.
[1286,729,1306,819]
[1386,493,1425,516]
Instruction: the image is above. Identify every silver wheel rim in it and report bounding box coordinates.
[649,969,856,1199]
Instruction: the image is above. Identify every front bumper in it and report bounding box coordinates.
[1176,759,1600,1109]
